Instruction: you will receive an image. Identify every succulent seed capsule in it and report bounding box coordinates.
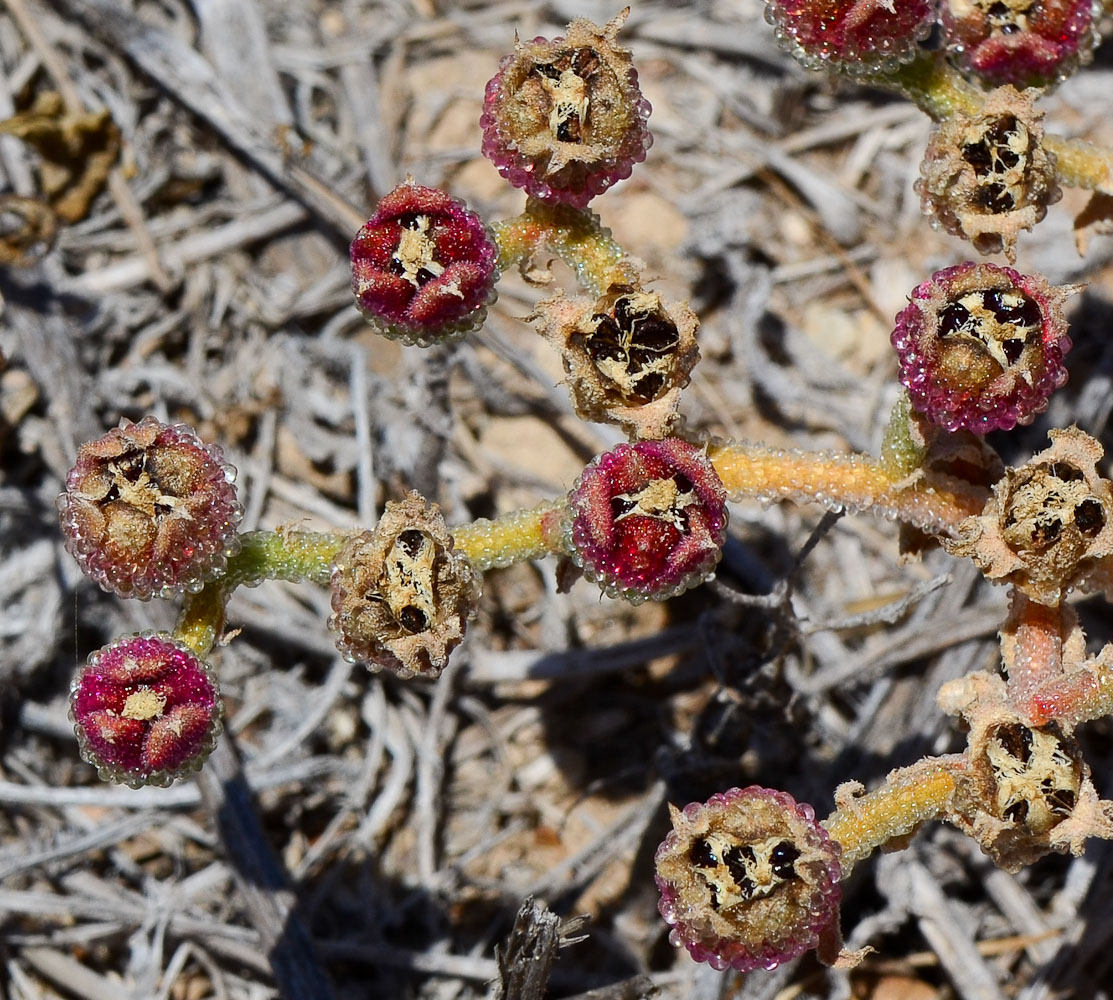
[890,263,1076,434]
[350,180,499,345]
[328,492,481,678]
[58,417,243,600]
[940,0,1098,88]
[764,0,936,75]
[566,438,728,602]
[655,786,843,972]
[480,10,652,207]
[71,632,222,788]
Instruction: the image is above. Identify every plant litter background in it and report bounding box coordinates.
[3,0,1113,998]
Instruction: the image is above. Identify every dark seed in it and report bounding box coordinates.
[556,117,583,144]
[938,302,972,338]
[1075,498,1105,536]
[1002,338,1025,365]
[985,289,1042,330]
[975,182,1015,213]
[1003,800,1029,824]
[627,371,666,404]
[398,606,429,633]
[995,724,1034,764]
[689,837,718,868]
[1049,462,1084,483]
[632,318,680,353]
[397,529,426,558]
[1031,518,1063,548]
[724,845,752,888]
[770,841,801,879]
[611,496,636,519]
[1045,786,1077,816]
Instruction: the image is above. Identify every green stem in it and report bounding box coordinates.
[492,198,642,297]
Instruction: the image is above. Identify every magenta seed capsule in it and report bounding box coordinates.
[350,180,499,345]
[71,632,222,787]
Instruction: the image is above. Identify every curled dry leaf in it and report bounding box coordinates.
[0,91,120,223]
[0,195,58,266]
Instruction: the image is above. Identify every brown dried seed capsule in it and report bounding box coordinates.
[938,671,1113,871]
[917,87,1060,262]
[947,428,1113,605]
[530,283,699,439]
[328,493,481,678]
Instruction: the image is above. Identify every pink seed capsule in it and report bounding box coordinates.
[941,0,1097,88]
[350,180,499,346]
[764,0,936,75]
[655,786,843,972]
[566,438,728,603]
[71,632,222,787]
[58,417,243,600]
[890,263,1076,434]
[480,10,652,208]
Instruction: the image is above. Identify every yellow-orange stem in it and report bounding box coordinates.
[707,439,985,537]
[451,498,570,570]
[823,761,959,874]
[175,529,345,656]
[1000,591,1068,718]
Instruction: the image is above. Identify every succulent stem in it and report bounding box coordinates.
[823,760,960,875]
[175,530,345,656]
[175,504,572,656]
[451,498,571,570]
[707,439,985,536]
[492,199,641,297]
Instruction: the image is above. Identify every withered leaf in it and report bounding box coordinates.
[0,195,58,266]
[0,91,120,223]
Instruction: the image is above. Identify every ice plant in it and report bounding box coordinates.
[655,786,842,972]
[55,4,1113,981]
[480,9,652,207]
[70,633,222,787]
[350,180,499,345]
[940,0,1097,88]
[890,263,1076,434]
[763,0,936,74]
[58,416,242,599]
[566,438,728,601]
